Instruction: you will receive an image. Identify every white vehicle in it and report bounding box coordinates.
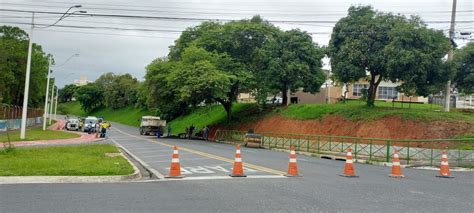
[65,118,80,131]
[83,116,99,132]
[139,116,166,135]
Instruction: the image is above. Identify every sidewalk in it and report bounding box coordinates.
[11,119,103,147]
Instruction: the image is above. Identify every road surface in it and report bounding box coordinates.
[1,122,473,212]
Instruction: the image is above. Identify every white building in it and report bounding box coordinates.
[73,75,92,86]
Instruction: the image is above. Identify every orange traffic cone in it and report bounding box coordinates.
[436,150,453,178]
[340,148,358,177]
[230,145,246,177]
[166,146,184,178]
[285,146,301,177]
[389,150,404,178]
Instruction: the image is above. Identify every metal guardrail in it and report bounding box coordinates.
[215,130,474,167]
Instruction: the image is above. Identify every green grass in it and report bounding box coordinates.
[0,126,80,142]
[58,101,150,127]
[0,144,134,176]
[169,103,255,133]
[279,100,474,122]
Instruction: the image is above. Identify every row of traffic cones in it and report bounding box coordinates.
[166,145,249,178]
[339,148,453,178]
[166,145,454,178]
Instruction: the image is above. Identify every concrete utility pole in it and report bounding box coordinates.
[18,5,85,139]
[444,0,457,112]
[19,12,34,139]
[49,84,55,125]
[54,87,59,120]
[42,59,52,130]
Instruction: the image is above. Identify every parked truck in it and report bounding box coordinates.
[139,116,166,135]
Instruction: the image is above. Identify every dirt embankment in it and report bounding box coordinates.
[213,115,474,140]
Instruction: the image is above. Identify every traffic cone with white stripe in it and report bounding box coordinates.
[436,150,453,178]
[340,148,358,177]
[285,146,301,177]
[230,145,246,177]
[166,146,184,178]
[389,150,404,178]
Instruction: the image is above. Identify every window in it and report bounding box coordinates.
[378,86,398,99]
[353,84,368,97]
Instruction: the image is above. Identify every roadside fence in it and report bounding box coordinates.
[215,130,474,167]
[0,104,44,131]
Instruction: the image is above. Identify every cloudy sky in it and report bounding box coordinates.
[1,0,472,87]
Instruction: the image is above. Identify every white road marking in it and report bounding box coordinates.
[110,138,165,179]
[148,157,210,163]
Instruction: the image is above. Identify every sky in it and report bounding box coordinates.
[1,0,473,87]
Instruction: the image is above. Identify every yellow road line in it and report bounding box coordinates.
[112,127,286,176]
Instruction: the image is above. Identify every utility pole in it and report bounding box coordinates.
[19,12,34,139]
[444,0,457,112]
[18,5,85,139]
[54,87,59,120]
[49,84,55,125]
[42,59,52,130]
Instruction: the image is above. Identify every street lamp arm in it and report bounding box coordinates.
[35,6,85,29]
[54,53,79,68]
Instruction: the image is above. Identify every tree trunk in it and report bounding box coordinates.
[215,98,232,122]
[223,101,232,122]
[367,74,382,107]
[281,86,289,106]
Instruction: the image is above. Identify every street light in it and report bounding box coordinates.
[43,53,79,130]
[20,6,87,139]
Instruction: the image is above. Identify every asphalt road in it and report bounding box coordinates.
[1,122,473,213]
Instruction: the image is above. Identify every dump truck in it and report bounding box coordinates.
[139,116,166,135]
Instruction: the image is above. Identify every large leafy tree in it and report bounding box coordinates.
[58,84,78,102]
[328,6,450,106]
[143,57,187,120]
[257,29,326,105]
[453,42,474,94]
[147,16,279,121]
[104,73,139,109]
[75,83,104,112]
[0,25,51,107]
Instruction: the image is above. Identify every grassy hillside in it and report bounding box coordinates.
[169,103,255,133]
[59,100,473,137]
[58,101,149,127]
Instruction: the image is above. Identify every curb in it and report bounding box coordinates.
[0,149,142,184]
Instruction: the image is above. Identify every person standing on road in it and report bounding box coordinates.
[203,126,210,141]
[189,125,195,140]
[167,125,171,137]
[87,121,93,134]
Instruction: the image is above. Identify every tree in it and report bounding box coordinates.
[0,25,51,107]
[58,84,78,102]
[169,46,237,120]
[150,16,279,121]
[104,74,139,109]
[453,42,474,94]
[143,57,188,120]
[257,29,326,105]
[328,6,450,106]
[75,83,104,112]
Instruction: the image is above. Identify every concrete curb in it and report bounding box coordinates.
[0,149,142,185]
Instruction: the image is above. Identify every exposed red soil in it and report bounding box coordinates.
[210,115,474,140]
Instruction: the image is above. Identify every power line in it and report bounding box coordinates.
[3,2,473,17]
[35,29,178,39]
[3,1,473,14]
[1,9,473,24]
